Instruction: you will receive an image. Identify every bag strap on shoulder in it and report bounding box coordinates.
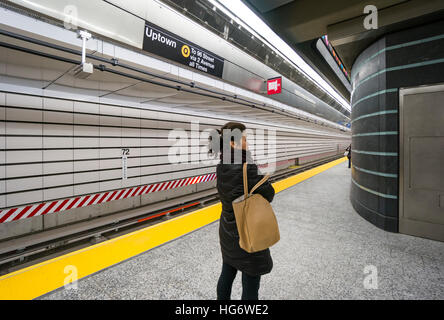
[250,174,270,195]
[243,162,248,198]
[242,162,270,197]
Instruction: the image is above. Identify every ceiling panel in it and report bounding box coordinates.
[0,36,341,131]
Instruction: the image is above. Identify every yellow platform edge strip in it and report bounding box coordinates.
[0,157,346,300]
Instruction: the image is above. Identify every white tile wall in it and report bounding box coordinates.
[74,101,99,114]
[140,156,164,166]
[122,138,140,148]
[43,186,74,201]
[140,119,159,128]
[140,109,159,120]
[6,93,42,108]
[74,160,100,171]
[164,171,185,182]
[7,176,42,193]
[44,149,72,162]
[43,137,73,148]
[43,161,73,175]
[44,124,73,137]
[74,171,99,184]
[74,149,99,160]
[0,150,4,180]
[6,150,42,164]
[122,176,140,188]
[100,126,121,136]
[6,122,41,135]
[122,107,141,118]
[122,116,140,128]
[99,148,119,159]
[156,112,184,122]
[140,175,159,186]
[140,147,160,157]
[74,113,100,125]
[161,146,175,156]
[100,115,121,126]
[0,92,349,211]
[126,147,140,158]
[126,165,140,178]
[158,121,190,130]
[43,174,73,188]
[74,125,99,136]
[100,104,121,116]
[43,97,73,112]
[7,190,43,207]
[100,137,121,148]
[6,163,42,178]
[6,107,42,122]
[122,127,140,137]
[141,138,169,147]
[99,169,121,180]
[74,182,99,196]
[0,122,4,151]
[5,56,42,80]
[99,180,121,192]
[127,158,140,176]
[44,110,74,124]
[140,128,160,137]
[0,166,4,191]
[74,137,99,148]
[100,158,120,170]
[141,165,164,175]
[6,136,42,149]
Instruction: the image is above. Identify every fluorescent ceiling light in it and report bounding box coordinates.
[208,0,351,112]
[15,0,137,46]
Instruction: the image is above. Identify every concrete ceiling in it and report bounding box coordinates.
[243,0,444,88]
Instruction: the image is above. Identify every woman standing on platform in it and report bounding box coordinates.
[210,122,275,300]
[345,144,352,168]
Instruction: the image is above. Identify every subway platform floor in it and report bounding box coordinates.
[39,162,444,300]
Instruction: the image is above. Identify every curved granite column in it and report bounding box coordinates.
[350,37,399,232]
[349,20,444,232]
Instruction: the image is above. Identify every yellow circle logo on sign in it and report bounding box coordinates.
[181,45,191,58]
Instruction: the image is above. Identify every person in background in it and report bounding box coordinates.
[345,144,351,168]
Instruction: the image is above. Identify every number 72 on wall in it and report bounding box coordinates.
[122,148,130,180]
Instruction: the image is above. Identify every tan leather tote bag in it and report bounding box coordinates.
[232,163,280,253]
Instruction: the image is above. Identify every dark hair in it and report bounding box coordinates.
[208,121,246,157]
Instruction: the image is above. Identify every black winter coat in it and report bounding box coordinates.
[216,148,275,276]
[346,145,352,159]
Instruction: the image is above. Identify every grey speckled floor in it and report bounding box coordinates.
[39,163,444,300]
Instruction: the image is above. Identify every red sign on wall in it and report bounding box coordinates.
[267,77,282,95]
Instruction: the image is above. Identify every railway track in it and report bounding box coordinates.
[0,154,343,275]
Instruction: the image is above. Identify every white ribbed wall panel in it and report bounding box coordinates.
[0,91,349,210]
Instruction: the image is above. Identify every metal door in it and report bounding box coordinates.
[399,84,444,241]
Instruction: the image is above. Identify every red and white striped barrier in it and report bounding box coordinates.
[0,173,217,224]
